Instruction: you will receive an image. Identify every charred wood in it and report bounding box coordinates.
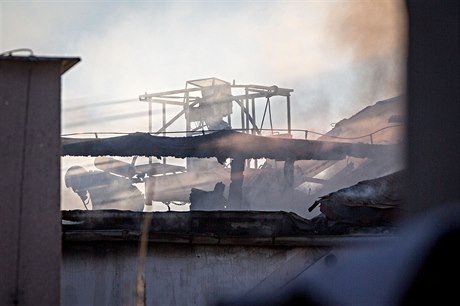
[62,130,397,162]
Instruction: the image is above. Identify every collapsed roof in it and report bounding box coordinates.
[62,93,405,222]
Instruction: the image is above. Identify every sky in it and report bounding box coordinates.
[1,0,407,211]
[1,0,407,135]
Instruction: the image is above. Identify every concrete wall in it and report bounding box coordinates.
[0,56,78,306]
[62,242,328,306]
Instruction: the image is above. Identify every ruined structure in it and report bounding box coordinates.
[60,78,407,306]
[63,79,405,218]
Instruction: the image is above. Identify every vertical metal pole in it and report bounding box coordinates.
[245,88,250,134]
[162,102,166,165]
[185,91,191,136]
[244,89,250,167]
[284,159,294,189]
[251,97,256,134]
[240,101,245,133]
[287,94,292,137]
[148,99,152,165]
[185,91,191,170]
[252,97,257,168]
[147,99,154,205]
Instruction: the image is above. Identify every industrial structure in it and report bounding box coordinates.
[63,78,404,215]
[58,78,409,306]
[138,77,294,138]
[55,73,413,306]
[2,2,460,306]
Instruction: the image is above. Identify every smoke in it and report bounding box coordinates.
[2,1,406,134]
[340,183,389,203]
[2,1,407,213]
[291,0,406,135]
[329,0,407,60]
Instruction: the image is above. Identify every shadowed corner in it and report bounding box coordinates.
[214,0,460,305]
[214,204,460,306]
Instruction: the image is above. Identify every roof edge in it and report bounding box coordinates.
[0,55,81,75]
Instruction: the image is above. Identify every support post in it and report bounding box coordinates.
[240,103,245,132]
[251,97,256,134]
[287,94,292,137]
[162,102,166,165]
[245,88,250,133]
[284,159,294,188]
[228,157,245,210]
[185,91,191,136]
[252,97,257,168]
[148,99,152,165]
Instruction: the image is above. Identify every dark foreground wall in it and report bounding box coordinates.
[62,242,327,306]
[61,210,395,306]
[0,55,79,306]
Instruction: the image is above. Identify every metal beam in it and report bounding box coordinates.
[62,130,400,162]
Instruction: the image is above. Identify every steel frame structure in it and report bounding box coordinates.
[139,77,294,137]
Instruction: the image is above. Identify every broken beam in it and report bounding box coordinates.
[62,130,398,162]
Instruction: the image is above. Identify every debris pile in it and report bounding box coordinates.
[309,170,407,226]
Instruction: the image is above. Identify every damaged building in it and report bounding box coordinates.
[62,78,405,220]
[2,56,408,306]
[62,77,406,222]
[57,77,408,306]
[2,2,459,304]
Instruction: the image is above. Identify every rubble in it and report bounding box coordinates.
[309,170,407,225]
[190,182,228,211]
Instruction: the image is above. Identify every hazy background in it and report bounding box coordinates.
[1,0,407,211]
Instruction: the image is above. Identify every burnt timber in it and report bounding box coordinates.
[62,129,397,162]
